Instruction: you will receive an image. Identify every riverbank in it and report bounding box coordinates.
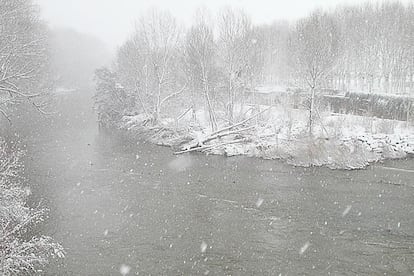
[22,89,414,275]
[0,137,64,275]
[114,107,414,170]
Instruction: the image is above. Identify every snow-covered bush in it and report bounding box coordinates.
[0,138,64,275]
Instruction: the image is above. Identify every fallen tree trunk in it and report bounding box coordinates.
[184,126,255,150]
[202,126,255,144]
[182,107,271,150]
[174,138,250,155]
[208,107,271,138]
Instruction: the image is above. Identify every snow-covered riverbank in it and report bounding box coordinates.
[0,138,65,274]
[117,107,414,170]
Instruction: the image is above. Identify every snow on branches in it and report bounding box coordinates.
[0,138,64,275]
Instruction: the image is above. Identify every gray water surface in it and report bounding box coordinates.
[21,91,414,275]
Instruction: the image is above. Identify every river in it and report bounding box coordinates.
[16,89,414,275]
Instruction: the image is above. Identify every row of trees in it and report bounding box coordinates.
[98,8,264,130]
[332,2,414,94]
[252,2,414,95]
[96,2,414,132]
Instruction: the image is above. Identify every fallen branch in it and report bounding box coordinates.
[174,138,249,155]
[184,126,255,150]
[208,107,271,138]
[203,126,255,144]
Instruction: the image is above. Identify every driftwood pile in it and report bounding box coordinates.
[174,108,271,155]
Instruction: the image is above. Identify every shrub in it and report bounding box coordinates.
[0,138,64,275]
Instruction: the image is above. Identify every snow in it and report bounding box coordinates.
[119,105,414,170]
[55,87,77,95]
[200,241,208,253]
[256,198,264,208]
[119,264,131,275]
[342,205,352,217]
[299,242,311,255]
[253,85,288,94]
[0,138,65,274]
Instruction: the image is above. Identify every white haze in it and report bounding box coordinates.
[35,0,409,50]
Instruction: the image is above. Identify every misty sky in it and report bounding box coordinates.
[36,0,409,50]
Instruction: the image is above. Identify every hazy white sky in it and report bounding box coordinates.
[36,0,408,50]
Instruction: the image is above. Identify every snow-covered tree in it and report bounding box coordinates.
[0,138,64,275]
[0,0,52,122]
[184,10,218,131]
[217,8,256,123]
[289,11,341,135]
[114,9,187,123]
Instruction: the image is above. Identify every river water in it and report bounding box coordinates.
[16,90,414,275]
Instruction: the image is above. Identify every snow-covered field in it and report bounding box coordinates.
[119,105,414,170]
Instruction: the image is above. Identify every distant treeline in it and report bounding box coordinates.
[95,1,414,130]
[258,2,414,95]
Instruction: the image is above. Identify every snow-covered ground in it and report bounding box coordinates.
[119,105,414,170]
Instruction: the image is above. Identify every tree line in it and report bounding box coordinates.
[96,2,414,131]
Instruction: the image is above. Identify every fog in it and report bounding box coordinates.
[1,0,414,275]
[36,0,404,49]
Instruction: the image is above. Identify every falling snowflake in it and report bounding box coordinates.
[200,241,207,253]
[342,205,352,217]
[300,242,310,255]
[256,198,264,208]
[120,264,131,275]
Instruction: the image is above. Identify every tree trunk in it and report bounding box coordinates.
[384,74,390,94]
[204,84,217,132]
[155,81,162,123]
[309,87,316,137]
[228,74,234,123]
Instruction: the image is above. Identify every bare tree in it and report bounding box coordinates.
[0,0,51,122]
[218,8,254,123]
[184,10,218,131]
[331,2,414,95]
[289,11,341,135]
[136,9,186,122]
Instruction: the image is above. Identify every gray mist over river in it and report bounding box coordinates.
[1,1,414,275]
[15,89,413,275]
